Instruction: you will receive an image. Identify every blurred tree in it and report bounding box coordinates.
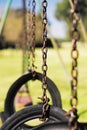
[55,0,87,40]
[2,9,43,48]
[36,13,42,46]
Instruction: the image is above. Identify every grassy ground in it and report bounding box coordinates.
[0,43,87,126]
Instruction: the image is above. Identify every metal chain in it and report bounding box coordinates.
[20,0,29,93]
[31,0,36,76]
[68,0,80,130]
[27,0,36,77]
[22,0,27,73]
[39,0,50,121]
[27,0,31,71]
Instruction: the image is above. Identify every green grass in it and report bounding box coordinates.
[0,44,87,126]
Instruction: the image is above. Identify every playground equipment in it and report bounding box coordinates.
[1,0,62,129]
[1,104,69,130]
[0,0,12,34]
[1,0,87,130]
[1,72,62,122]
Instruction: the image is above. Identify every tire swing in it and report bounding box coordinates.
[0,104,69,130]
[1,0,87,130]
[2,71,62,121]
[1,0,64,129]
[1,0,62,117]
[3,0,62,111]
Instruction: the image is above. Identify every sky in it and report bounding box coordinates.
[0,0,66,38]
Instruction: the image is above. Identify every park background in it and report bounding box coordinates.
[0,0,87,126]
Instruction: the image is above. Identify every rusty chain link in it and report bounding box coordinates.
[69,0,80,130]
[27,0,36,77]
[22,0,27,73]
[27,0,31,71]
[31,0,36,75]
[39,0,50,121]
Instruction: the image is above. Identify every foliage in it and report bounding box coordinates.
[55,0,87,39]
[55,1,70,22]
[2,9,43,48]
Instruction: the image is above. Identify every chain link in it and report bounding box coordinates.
[39,0,50,121]
[22,0,28,73]
[27,0,36,77]
[31,0,36,76]
[69,0,80,129]
[27,0,31,70]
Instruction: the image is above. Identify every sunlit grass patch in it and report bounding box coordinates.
[0,43,87,126]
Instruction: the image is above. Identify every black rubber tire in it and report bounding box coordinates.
[1,105,69,130]
[35,122,69,130]
[4,71,62,117]
[34,122,87,130]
